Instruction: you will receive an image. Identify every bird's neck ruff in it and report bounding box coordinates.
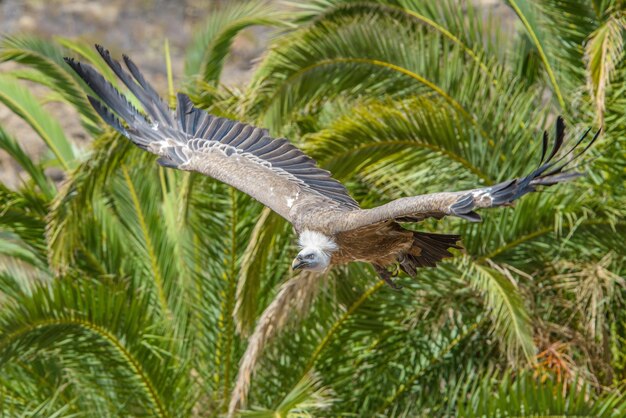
[298,230,338,254]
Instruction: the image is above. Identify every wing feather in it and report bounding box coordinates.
[328,120,598,234]
[66,46,358,224]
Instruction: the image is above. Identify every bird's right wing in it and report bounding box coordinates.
[65,46,359,224]
[327,118,599,234]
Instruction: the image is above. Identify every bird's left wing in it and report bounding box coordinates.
[326,118,599,234]
[65,46,358,224]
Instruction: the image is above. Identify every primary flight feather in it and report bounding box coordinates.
[66,45,599,289]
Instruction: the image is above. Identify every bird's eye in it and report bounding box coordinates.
[305,254,314,260]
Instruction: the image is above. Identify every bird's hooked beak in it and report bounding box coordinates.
[291,255,308,271]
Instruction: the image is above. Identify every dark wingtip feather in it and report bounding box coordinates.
[450,117,598,222]
[556,116,565,140]
[513,119,598,192]
[456,211,482,222]
[121,52,173,125]
[577,127,601,159]
[63,56,82,74]
[539,125,599,179]
[94,43,107,56]
[532,172,582,186]
[94,44,116,68]
[545,116,565,162]
[122,54,154,93]
[87,96,125,134]
[65,53,147,127]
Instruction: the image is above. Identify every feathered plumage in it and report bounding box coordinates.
[66,46,598,288]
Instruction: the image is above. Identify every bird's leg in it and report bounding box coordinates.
[373,264,403,290]
[391,264,400,277]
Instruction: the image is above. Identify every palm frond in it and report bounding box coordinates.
[0,185,48,265]
[249,12,508,131]
[291,0,506,83]
[0,74,75,170]
[47,132,132,269]
[229,272,326,416]
[184,0,288,83]
[0,277,193,417]
[585,12,626,125]
[235,208,291,336]
[0,35,101,134]
[458,256,536,364]
[0,126,54,198]
[1,2,624,415]
[458,371,626,417]
[505,0,567,109]
[241,372,335,417]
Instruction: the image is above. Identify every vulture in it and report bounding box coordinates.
[65,45,599,289]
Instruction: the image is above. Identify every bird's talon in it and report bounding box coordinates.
[382,275,403,290]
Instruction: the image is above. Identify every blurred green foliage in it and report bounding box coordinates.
[0,0,625,416]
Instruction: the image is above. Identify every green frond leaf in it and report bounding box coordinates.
[47,132,132,269]
[291,0,503,84]
[458,256,536,365]
[241,372,335,417]
[506,0,566,109]
[0,126,54,198]
[0,35,101,134]
[184,0,288,83]
[0,277,193,417]
[235,208,291,336]
[458,372,626,417]
[0,74,75,171]
[585,12,626,126]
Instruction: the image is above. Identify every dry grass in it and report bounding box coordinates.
[228,271,326,416]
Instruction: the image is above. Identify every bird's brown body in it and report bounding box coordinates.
[331,221,413,265]
[331,221,462,286]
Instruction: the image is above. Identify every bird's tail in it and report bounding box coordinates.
[398,232,462,276]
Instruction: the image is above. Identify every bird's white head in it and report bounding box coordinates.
[292,230,338,272]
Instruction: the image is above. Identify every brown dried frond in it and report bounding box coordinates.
[228,271,326,417]
[554,252,625,341]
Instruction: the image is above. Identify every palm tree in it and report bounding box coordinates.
[0,1,625,416]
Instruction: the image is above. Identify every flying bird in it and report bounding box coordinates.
[65,46,599,289]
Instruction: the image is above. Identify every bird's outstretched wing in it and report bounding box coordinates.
[329,117,599,233]
[65,45,358,224]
